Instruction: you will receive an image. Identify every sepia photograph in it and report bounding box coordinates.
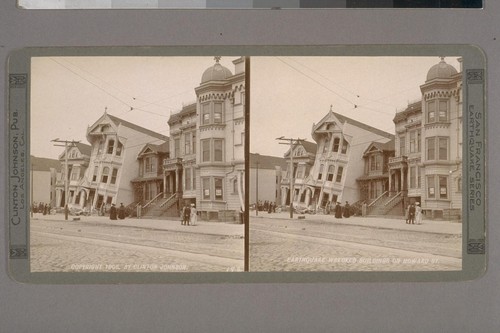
[29,55,245,272]
[249,56,463,272]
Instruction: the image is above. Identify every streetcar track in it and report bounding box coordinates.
[32,230,244,268]
[250,222,462,259]
[250,227,462,266]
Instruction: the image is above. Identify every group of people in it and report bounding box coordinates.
[405,202,423,225]
[326,201,352,219]
[181,203,197,226]
[32,202,51,215]
[109,203,126,220]
[255,200,277,214]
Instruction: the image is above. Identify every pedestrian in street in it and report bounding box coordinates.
[343,201,351,218]
[190,203,197,226]
[184,204,191,226]
[335,202,343,219]
[415,202,423,225]
[109,204,117,220]
[408,204,416,224]
[118,203,126,220]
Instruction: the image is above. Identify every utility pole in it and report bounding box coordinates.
[255,154,259,216]
[52,139,80,220]
[276,136,304,219]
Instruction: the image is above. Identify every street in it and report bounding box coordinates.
[249,213,462,271]
[30,214,244,272]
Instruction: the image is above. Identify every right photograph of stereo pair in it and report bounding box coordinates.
[249,56,463,272]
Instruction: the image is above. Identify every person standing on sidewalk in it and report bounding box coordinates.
[408,204,416,224]
[109,204,117,220]
[118,203,126,220]
[184,204,191,226]
[343,201,351,218]
[415,202,423,225]
[190,203,197,226]
[335,202,343,219]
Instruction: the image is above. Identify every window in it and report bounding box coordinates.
[202,178,210,199]
[233,179,238,194]
[327,165,335,181]
[427,137,448,161]
[214,103,223,123]
[318,164,324,180]
[410,166,416,188]
[185,167,191,191]
[145,156,154,173]
[202,140,210,162]
[92,166,98,182]
[116,141,123,156]
[323,136,330,153]
[98,140,104,155]
[427,100,436,123]
[332,138,340,152]
[439,100,448,122]
[185,133,191,155]
[241,92,245,105]
[296,165,304,179]
[107,139,115,154]
[410,131,416,153]
[439,176,448,199]
[215,178,223,200]
[336,166,344,183]
[457,177,462,193]
[400,135,406,156]
[410,130,422,153]
[341,139,348,154]
[202,103,210,125]
[106,196,113,205]
[417,166,421,188]
[214,139,223,162]
[174,138,180,158]
[427,137,435,160]
[110,168,118,184]
[101,167,109,183]
[192,133,196,154]
[427,176,435,198]
[439,137,448,160]
[370,155,381,171]
[71,169,78,180]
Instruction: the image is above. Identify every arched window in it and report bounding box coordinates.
[101,167,110,183]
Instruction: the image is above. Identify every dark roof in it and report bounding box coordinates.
[333,111,394,140]
[31,156,60,171]
[139,141,169,156]
[371,139,395,152]
[168,103,197,125]
[300,140,318,154]
[107,113,168,141]
[393,101,422,123]
[74,142,92,156]
[249,153,288,170]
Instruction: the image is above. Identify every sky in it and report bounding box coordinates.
[31,55,461,160]
[30,56,238,159]
[250,56,461,157]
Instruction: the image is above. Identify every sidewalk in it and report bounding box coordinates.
[250,211,462,235]
[32,213,244,237]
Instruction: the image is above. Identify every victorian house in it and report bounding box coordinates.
[162,57,245,221]
[390,57,462,219]
[58,111,168,213]
[54,142,91,209]
[281,109,393,212]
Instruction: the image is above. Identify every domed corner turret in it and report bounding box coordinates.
[426,57,458,82]
[200,56,233,84]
